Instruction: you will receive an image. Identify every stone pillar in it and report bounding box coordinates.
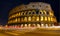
[28,24,31,27]
[21,24,23,28]
[25,24,27,27]
[45,24,48,27]
[37,24,40,28]
[41,24,44,27]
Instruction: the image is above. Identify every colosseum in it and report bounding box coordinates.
[8,2,57,28]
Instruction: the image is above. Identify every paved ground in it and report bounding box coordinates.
[0,29,60,36]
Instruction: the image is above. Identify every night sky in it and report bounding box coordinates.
[0,0,60,25]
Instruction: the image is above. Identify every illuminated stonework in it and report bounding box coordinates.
[8,2,57,28]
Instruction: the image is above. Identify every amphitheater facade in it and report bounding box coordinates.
[8,2,57,28]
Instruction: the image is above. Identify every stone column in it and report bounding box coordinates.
[28,24,31,27]
[21,24,23,28]
[45,24,48,27]
[37,24,40,28]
